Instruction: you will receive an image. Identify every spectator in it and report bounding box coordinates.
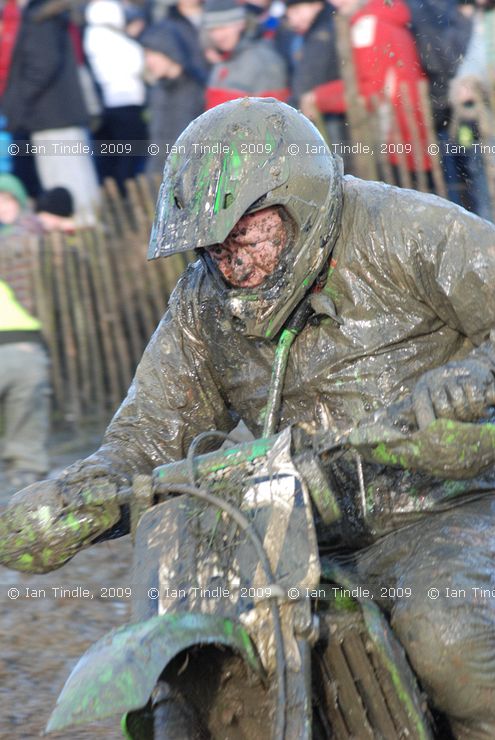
[449,0,495,220]
[149,0,173,21]
[139,20,205,176]
[203,0,289,108]
[406,0,472,128]
[284,0,344,148]
[284,0,337,103]
[84,0,148,190]
[1,0,100,222]
[0,0,41,194]
[300,0,431,178]
[405,0,472,203]
[167,0,209,81]
[124,2,148,37]
[257,0,295,72]
[35,187,76,233]
[0,172,40,235]
[0,174,50,496]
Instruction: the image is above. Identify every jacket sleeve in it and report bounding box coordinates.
[313,79,346,114]
[418,214,494,345]
[63,268,236,489]
[388,193,495,349]
[313,73,390,114]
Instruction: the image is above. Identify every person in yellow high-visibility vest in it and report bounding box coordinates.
[0,174,50,496]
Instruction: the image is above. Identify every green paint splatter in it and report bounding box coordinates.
[333,592,358,612]
[65,512,80,532]
[213,154,230,215]
[17,553,34,567]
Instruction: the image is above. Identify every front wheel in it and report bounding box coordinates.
[152,680,210,740]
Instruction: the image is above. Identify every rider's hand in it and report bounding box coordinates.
[0,478,121,573]
[412,359,495,429]
[0,480,63,571]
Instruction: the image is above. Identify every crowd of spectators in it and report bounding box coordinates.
[0,0,493,222]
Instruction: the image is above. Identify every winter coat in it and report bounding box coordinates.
[2,0,89,132]
[84,0,146,108]
[313,0,430,171]
[290,5,339,106]
[206,34,289,109]
[146,75,205,176]
[167,5,209,86]
[67,178,495,534]
[406,0,472,126]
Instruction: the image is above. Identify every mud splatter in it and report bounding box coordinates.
[206,207,287,288]
[0,538,133,739]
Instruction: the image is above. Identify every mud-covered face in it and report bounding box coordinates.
[205,206,288,288]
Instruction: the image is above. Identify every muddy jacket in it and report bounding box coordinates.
[72,178,495,484]
[3,177,495,572]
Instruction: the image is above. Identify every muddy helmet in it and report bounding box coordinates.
[148,97,343,339]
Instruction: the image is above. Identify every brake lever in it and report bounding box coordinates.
[313,396,419,459]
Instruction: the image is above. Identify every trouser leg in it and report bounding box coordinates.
[1,343,50,474]
[356,496,495,739]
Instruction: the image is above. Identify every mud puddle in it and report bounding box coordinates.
[0,539,133,739]
[0,432,134,738]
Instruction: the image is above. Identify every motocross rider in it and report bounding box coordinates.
[2,98,495,738]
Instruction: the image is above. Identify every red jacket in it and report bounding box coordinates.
[313,0,430,171]
[0,0,21,97]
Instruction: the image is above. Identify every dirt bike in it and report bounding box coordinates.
[45,402,495,739]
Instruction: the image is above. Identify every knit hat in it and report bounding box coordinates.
[35,187,74,217]
[138,20,186,65]
[0,173,28,209]
[203,0,246,29]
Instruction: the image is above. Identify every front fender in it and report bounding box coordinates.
[46,612,263,733]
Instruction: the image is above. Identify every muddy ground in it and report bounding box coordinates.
[0,432,134,739]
